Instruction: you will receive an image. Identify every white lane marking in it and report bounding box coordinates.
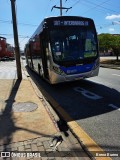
[108,104,120,111]
[74,87,103,100]
[112,74,120,77]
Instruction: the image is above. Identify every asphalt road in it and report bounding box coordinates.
[0,60,17,79]
[88,67,120,92]
[0,60,26,79]
[1,60,120,159]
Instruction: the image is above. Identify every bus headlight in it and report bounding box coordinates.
[53,66,66,75]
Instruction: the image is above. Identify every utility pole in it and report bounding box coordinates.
[60,0,62,16]
[51,0,72,16]
[10,0,22,80]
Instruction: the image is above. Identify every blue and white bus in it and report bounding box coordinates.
[25,16,99,84]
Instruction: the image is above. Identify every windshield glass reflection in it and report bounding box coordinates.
[50,28,97,62]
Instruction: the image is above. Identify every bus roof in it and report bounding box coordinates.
[30,16,94,41]
[44,15,93,20]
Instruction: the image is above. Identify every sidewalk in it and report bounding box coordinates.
[100,56,120,70]
[0,67,90,159]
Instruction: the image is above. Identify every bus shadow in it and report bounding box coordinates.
[26,66,120,121]
[26,66,120,154]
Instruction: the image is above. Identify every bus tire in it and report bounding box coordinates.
[38,64,41,76]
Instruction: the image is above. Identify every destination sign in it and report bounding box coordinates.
[53,20,89,26]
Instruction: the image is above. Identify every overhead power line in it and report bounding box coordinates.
[81,0,118,15]
[112,21,120,25]
[68,0,118,15]
[0,19,37,27]
[0,33,30,38]
[69,0,81,8]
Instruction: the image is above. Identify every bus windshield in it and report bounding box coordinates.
[50,28,97,63]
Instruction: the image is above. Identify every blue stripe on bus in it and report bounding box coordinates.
[60,63,94,75]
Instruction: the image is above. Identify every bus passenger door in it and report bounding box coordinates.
[28,43,34,69]
[40,33,49,80]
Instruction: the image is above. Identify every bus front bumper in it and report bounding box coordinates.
[49,66,99,84]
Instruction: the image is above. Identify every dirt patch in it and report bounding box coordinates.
[100,59,120,65]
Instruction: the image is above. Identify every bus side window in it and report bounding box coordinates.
[32,36,41,59]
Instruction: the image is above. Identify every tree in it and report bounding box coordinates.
[110,35,120,61]
[98,34,111,53]
[98,34,120,60]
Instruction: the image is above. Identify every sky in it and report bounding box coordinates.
[0,0,120,50]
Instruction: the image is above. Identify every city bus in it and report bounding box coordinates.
[25,16,99,84]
